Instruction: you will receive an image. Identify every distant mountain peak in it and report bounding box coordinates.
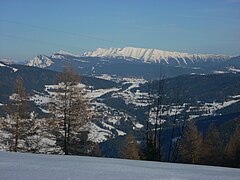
[0,59,15,65]
[53,50,80,57]
[82,47,230,64]
[27,55,53,68]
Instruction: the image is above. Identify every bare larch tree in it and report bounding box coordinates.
[48,66,89,155]
[2,76,30,152]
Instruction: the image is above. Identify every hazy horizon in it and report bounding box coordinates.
[0,0,240,61]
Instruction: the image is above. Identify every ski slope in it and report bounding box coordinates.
[0,152,239,180]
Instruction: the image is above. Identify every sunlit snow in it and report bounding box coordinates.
[0,62,18,72]
[82,47,230,65]
[0,152,239,180]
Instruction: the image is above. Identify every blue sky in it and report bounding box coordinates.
[0,0,239,60]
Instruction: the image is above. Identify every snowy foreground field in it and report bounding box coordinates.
[0,152,239,180]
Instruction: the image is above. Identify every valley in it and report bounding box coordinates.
[1,56,240,159]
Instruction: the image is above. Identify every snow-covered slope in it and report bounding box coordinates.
[0,152,239,180]
[0,61,18,72]
[27,47,231,69]
[27,55,53,68]
[26,52,83,68]
[83,47,230,64]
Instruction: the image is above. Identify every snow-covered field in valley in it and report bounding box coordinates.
[0,152,239,180]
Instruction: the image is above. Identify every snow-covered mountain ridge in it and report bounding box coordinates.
[82,47,231,64]
[25,47,240,79]
[26,47,232,69]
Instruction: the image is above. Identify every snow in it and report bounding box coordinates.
[0,62,18,72]
[0,152,239,180]
[213,70,227,74]
[87,122,113,143]
[107,117,120,125]
[229,67,240,73]
[96,74,114,81]
[33,83,86,102]
[0,59,14,64]
[26,47,232,68]
[28,78,240,146]
[11,67,18,72]
[189,115,200,119]
[87,87,120,99]
[82,47,230,65]
[134,122,144,129]
[231,94,240,98]
[116,129,126,136]
[101,122,126,136]
[9,93,21,101]
[27,55,53,68]
[222,99,240,107]
[111,77,149,107]
[191,67,200,70]
[39,107,50,113]
[0,62,6,67]
[29,84,129,143]
[30,93,51,105]
[146,93,240,123]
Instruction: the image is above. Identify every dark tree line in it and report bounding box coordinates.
[177,120,240,167]
[140,76,240,168]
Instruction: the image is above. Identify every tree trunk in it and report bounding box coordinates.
[14,118,19,152]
